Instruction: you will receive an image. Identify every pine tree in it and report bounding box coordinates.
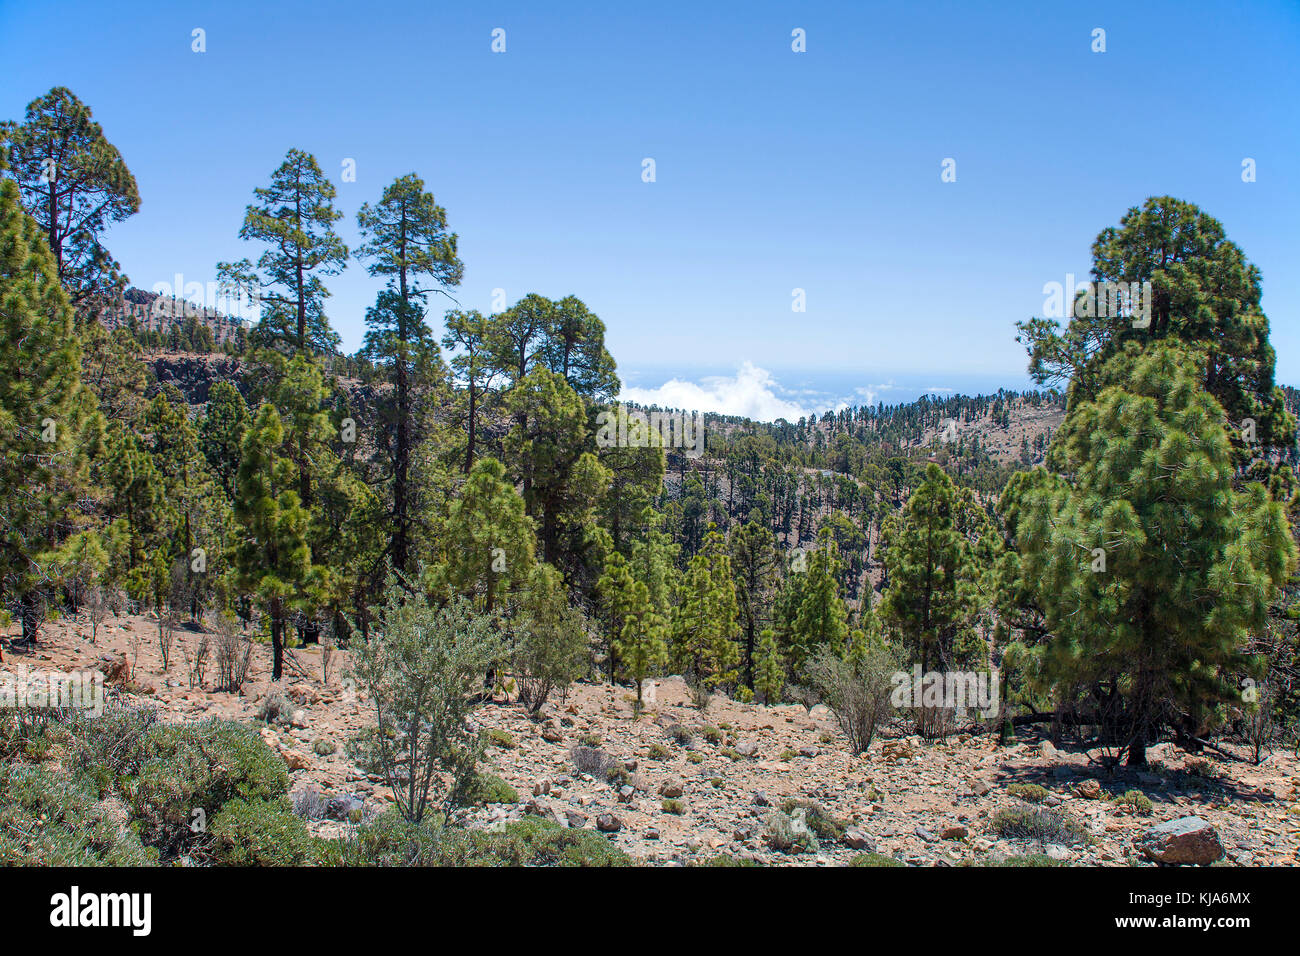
[671,527,741,691]
[730,520,779,689]
[1000,343,1296,765]
[442,309,500,474]
[878,464,985,674]
[436,457,535,613]
[789,529,850,672]
[504,367,610,577]
[1017,197,1294,457]
[754,627,785,705]
[0,157,103,641]
[142,389,227,619]
[199,380,248,498]
[232,404,311,681]
[218,148,346,356]
[1,86,140,312]
[356,174,462,574]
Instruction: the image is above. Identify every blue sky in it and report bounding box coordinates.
[2,0,1297,420]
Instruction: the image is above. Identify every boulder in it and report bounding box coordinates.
[658,776,685,798]
[1137,817,1224,866]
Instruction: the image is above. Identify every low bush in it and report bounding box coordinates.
[778,799,847,842]
[1111,789,1153,816]
[469,772,519,805]
[990,806,1090,845]
[0,763,154,866]
[1006,783,1051,804]
[766,808,818,854]
[340,812,632,867]
[125,719,290,859]
[209,797,318,866]
[850,852,904,867]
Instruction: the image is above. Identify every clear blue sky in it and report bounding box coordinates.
[2,0,1298,418]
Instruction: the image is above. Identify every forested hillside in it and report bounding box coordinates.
[3,86,1299,869]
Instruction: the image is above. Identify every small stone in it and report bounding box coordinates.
[532,778,552,796]
[941,825,968,840]
[596,813,622,833]
[736,740,759,757]
[565,810,588,828]
[844,828,874,851]
[283,751,310,771]
[644,827,660,840]
[914,826,938,843]
[752,791,771,807]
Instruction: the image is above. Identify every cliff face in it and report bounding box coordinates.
[149,353,246,405]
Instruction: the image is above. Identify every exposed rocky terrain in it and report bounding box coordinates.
[7,612,1299,866]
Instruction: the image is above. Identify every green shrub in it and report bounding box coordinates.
[477,817,632,867]
[694,853,759,866]
[470,772,519,805]
[126,719,290,859]
[1112,789,1153,816]
[849,852,904,867]
[990,807,1090,845]
[578,732,601,748]
[667,725,693,746]
[778,799,846,842]
[766,809,818,853]
[256,690,293,725]
[989,853,1068,867]
[646,743,670,761]
[340,812,632,867]
[662,798,685,815]
[0,710,67,763]
[700,726,723,744]
[486,728,516,750]
[312,737,337,756]
[0,763,154,866]
[209,797,317,866]
[1006,783,1051,804]
[605,765,631,788]
[686,752,704,764]
[66,705,157,786]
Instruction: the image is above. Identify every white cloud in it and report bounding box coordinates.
[620,361,810,422]
[854,382,898,407]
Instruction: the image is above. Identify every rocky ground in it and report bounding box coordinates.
[6,613,1299,866]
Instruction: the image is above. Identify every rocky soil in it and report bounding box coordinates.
[6,613,1299,866]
